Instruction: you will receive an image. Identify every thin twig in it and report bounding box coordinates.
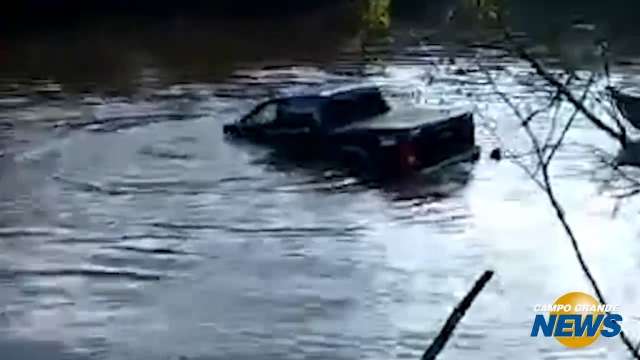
[599,41,628,141]
[545,74,596,165]
[505,32,628,148]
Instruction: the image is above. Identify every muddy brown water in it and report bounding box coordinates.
[2,14,640,360]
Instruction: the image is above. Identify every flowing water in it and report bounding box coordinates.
[1,12,640,360]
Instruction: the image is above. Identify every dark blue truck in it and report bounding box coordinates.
[224,86,479,175]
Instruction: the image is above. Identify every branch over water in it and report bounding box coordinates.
[422,270,494,360]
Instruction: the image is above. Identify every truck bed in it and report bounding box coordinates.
[334,106,472,132]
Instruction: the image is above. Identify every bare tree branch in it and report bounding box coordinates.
[504,32,629,148]
[422,270,494,360]
[534,141,640,360]
[486,58,640,359]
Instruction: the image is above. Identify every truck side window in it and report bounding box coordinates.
[277,98,322,128]
[244,102,278,125]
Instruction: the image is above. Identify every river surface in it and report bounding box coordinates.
[2,14,640,360]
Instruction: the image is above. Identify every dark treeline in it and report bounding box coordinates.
[0,0,352,31]
[506,0,640,37]
[0,2,362,94]
[4,0,347,16]
[5,0,640,35]
[4,0,640,95]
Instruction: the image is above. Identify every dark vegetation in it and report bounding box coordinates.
[1,0,350,30]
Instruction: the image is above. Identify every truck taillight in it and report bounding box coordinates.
[398,141,418,169]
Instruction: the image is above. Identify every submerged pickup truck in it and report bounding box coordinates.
[223,86,479,175]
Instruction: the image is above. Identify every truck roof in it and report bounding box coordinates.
[273,85,384,103]
[277,83,382,98]
[271,85,390,128]
[268,87,471,131]
[334,107,472,131]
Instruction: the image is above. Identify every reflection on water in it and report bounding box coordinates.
[2,5,640,360]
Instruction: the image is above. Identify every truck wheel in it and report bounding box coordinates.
[338,146,375,174]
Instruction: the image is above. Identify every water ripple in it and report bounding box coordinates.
[0,267,162,281]
[105,245,197,257]
[149,222,367,238]
[52,175,222,196]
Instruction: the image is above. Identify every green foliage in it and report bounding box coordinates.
[362,0,391,31]
[462,0,507,24]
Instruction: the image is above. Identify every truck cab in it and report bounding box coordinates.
[224,86,391,139]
